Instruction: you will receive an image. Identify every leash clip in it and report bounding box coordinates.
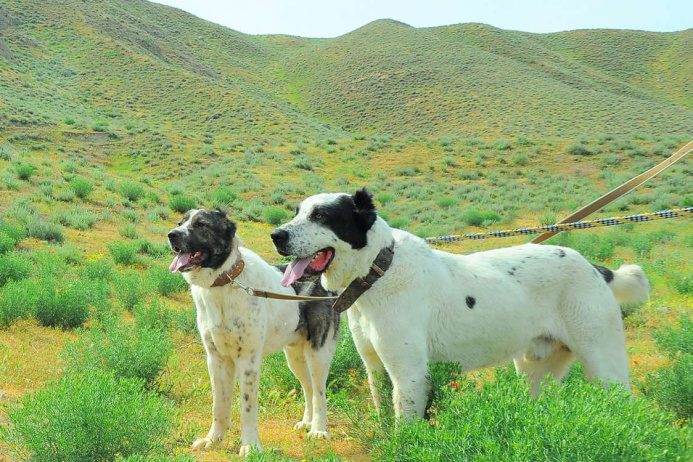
[231,279,255,296]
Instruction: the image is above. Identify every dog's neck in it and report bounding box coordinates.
[321,217,394,291]
[183,236,244,288]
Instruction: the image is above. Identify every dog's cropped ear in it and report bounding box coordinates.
[353,188,377,231]
[214,207,227,218]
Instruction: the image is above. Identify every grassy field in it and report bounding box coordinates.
[0,0,692,460]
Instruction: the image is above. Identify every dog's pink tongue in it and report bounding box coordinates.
[169,253,192,273]
[281,257,313,287]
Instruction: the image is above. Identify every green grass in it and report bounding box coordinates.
[7,370,173,462]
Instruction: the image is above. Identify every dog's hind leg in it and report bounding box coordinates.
[284,343,314,431]
[192,349,235,451]
[304,336,337,439]
[514,344,574,397]
[349,309,386,413]
[236,354,263,456]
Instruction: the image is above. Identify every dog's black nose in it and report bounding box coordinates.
[271,229,288,244]
[168,230,180,240]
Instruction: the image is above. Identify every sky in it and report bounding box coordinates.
[151,0,692,38]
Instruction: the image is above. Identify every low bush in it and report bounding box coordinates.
[0,279,40,328]
[437,197,457,209]
[263,206,287,225]
[169,195,196,213]
[107,241,141,266]
[645,354,693,422]
[566,144,595,156]
[0,251,33,286]
[34,278,109,329]
[69,176,94,199]
[7,370,173,462]
[52,209,97,230]
[112,269,147,311]
[136,239,171,258]
[63,316,172,386]
[462,208,501,227]
[148,266,188,296]
[118,182,145,202]
[15,163,35,180]
[210,187,237,207]
[82,258,115,280]
[25,218,64,243]
[373,368,692,461]
[118,223,139,239]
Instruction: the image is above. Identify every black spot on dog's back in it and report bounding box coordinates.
[466,296,476,309]
[557,249,566,258]
[593,264,614,283]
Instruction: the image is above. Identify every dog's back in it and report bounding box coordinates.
[275,264,340,349]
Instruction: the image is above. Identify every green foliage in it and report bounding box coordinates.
[0,251,32,286]
[147,266,188,296]
[263,206,287,225]
[118,223,139,239]
[169,195,196,213]
[437,197,457,209]
[653,315,693,357]
[69,176,94,199]
[63,316,172,386]
[33,278,109,329]
[210,187,237,208]
[0,279,39,328]
[15,163,35,180]
[118,182,145,202]
[82,258,115,280]
[136,239,171,258]
[52,209,98,230]
[645,354,693,422]
[462,208,501,227]
[107,241,141,266]
[566,144,596,156]
[25,219,65,243]
[112,269,147,311]
[7,370,173,462]
[373,368,692,461]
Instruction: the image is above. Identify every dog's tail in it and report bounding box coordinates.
[595,264,650,306]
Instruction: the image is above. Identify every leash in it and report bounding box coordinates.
[532,139,693,243]
[215,244,396,310]
[424,207,692,244]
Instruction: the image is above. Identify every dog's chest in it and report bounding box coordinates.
[193,289,266,358]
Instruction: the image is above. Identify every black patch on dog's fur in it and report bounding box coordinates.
[508,266,516,276]
[593,264,614,283]
[169,209,237,270]
[466,296,476,309]
[557,249,566,258]
[275,264,340,349]
[308,188,377,250]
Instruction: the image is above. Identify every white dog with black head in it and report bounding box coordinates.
[168,208,339,456]
[271,189,649,420]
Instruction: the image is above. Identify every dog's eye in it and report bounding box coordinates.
[194,221,206,228]
[314,212,324,220]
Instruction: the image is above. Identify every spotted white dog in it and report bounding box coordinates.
[168,209,338,455]
[271,189,649,419]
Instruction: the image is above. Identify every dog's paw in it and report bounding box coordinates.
[293,421,311,431]
[238,443,262,457]
[307,430,330,440]
[191,436,221,451]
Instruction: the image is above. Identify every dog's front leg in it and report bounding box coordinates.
[192,348,235,450]
[236,355,262,456]
[348,309,386,414]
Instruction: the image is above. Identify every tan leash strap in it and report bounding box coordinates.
[532,139,693,244]
[230,278,339,301]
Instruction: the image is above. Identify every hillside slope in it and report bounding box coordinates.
[1,1,692,139]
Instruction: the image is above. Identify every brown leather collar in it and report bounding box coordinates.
[210,258,245,287]
[332,243,395,313]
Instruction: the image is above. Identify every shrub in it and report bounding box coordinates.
[15,163,35,180]
[566,144,595,156]
[136,240,170,258]
[52,209,97,230]
[437,197,457,209]
[69,176,94,199]
[263,206,287,225]
[7,370,173,462]
[210,187,236,207]
[462,208,501,227]
[34,278,108,329]
[118,223,139,239]
[147,266,188,296]
[169,195,196,213]
[112,269,146,311]
[0,279,39,328]
[377,193,395,205]
[107,241,140,266]
[25,218,65,243]
[118,182,144,202]
[82,258,115,280]
[653,315,693,357]
[373,368,692,461]
[0,251,32,286]
[645,354,693,421]
[0,232,16,254]
[63,317,172,386]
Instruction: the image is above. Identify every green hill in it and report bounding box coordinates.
[1,1,692,140]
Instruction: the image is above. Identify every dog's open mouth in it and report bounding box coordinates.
[169,248,206,273]
[280,248,334,287]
